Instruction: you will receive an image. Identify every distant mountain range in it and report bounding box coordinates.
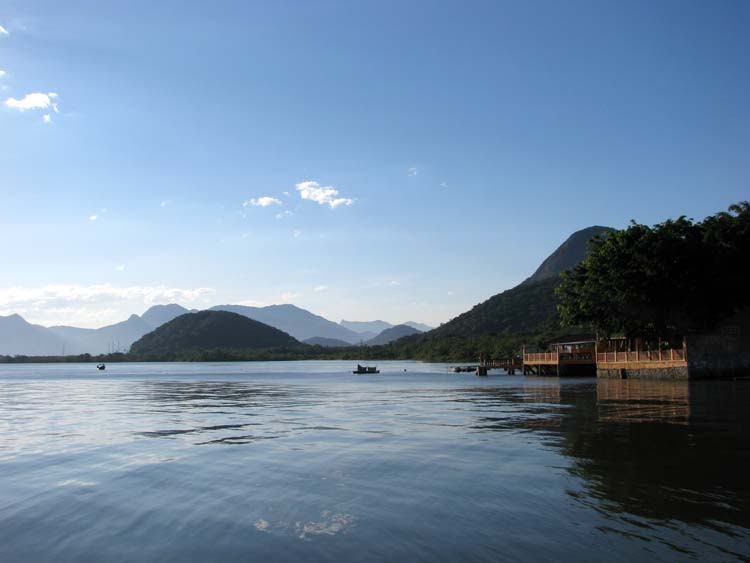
[365,324,421,345]
[0,310,174,357]
[339,319,432,342]
[210,304,361,343]
[304,324,424,347]
[0,301,432,356]
[340,319,392,336]
[303,337,353,347]
[0,225,607,357]
[0,314,67,357]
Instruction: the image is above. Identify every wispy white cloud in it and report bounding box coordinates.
[0,25,9,36]
[408,167,418,177]
[0,70,6,78]
[244,196,282,208]
[115,264,126,272]
[160,200,170,208]
[313,285,328,292]
[295,181,353,209]
[89,214,98,221]
[4,92,57,111]
[42,114,51,123]
[0,284,214,307]
[292,229,302,238]
[275,210,293,220]
[0,284,215,327]
[280,291,301,302]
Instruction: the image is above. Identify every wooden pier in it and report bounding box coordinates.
[449,357,523,376]
[479,357,523,374]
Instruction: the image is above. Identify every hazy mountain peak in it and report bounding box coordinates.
[340,319,394,334]
[1,313,27,324]
[210,304,361,343]
[141,303,191,329]
[366,324,421,346]
[524,225,613,285]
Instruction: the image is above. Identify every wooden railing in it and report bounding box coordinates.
[524,352,558,363]
[523,351,596,364]
[596,348,686,364]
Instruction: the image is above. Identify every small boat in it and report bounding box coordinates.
[96,363,106,371]
[353,364,379,374]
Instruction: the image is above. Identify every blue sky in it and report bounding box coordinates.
[1,0,748,328]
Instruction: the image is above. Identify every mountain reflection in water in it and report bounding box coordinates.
[0,362,747,562]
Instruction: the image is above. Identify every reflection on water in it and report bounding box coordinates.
[0,362,748,562]
[597,379,691,424]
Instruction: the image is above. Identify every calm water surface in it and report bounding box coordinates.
[0,361,748,562]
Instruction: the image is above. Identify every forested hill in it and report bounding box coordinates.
[130,311,298,355]
[428,277,560,338]
[428,226,611,338]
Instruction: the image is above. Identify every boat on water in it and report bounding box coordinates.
[353,364,379,374]
[96,363,106,371]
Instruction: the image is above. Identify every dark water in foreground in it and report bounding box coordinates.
[0,361,748,562]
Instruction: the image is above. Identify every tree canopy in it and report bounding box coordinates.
[556,202,750,339]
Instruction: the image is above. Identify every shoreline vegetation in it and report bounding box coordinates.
[3,202,747,368]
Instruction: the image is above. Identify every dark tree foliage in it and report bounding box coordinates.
[557,202,750,339]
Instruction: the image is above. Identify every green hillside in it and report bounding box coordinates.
[429,276,561,338]
[130,311,298,355]
[428,226,610,339]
